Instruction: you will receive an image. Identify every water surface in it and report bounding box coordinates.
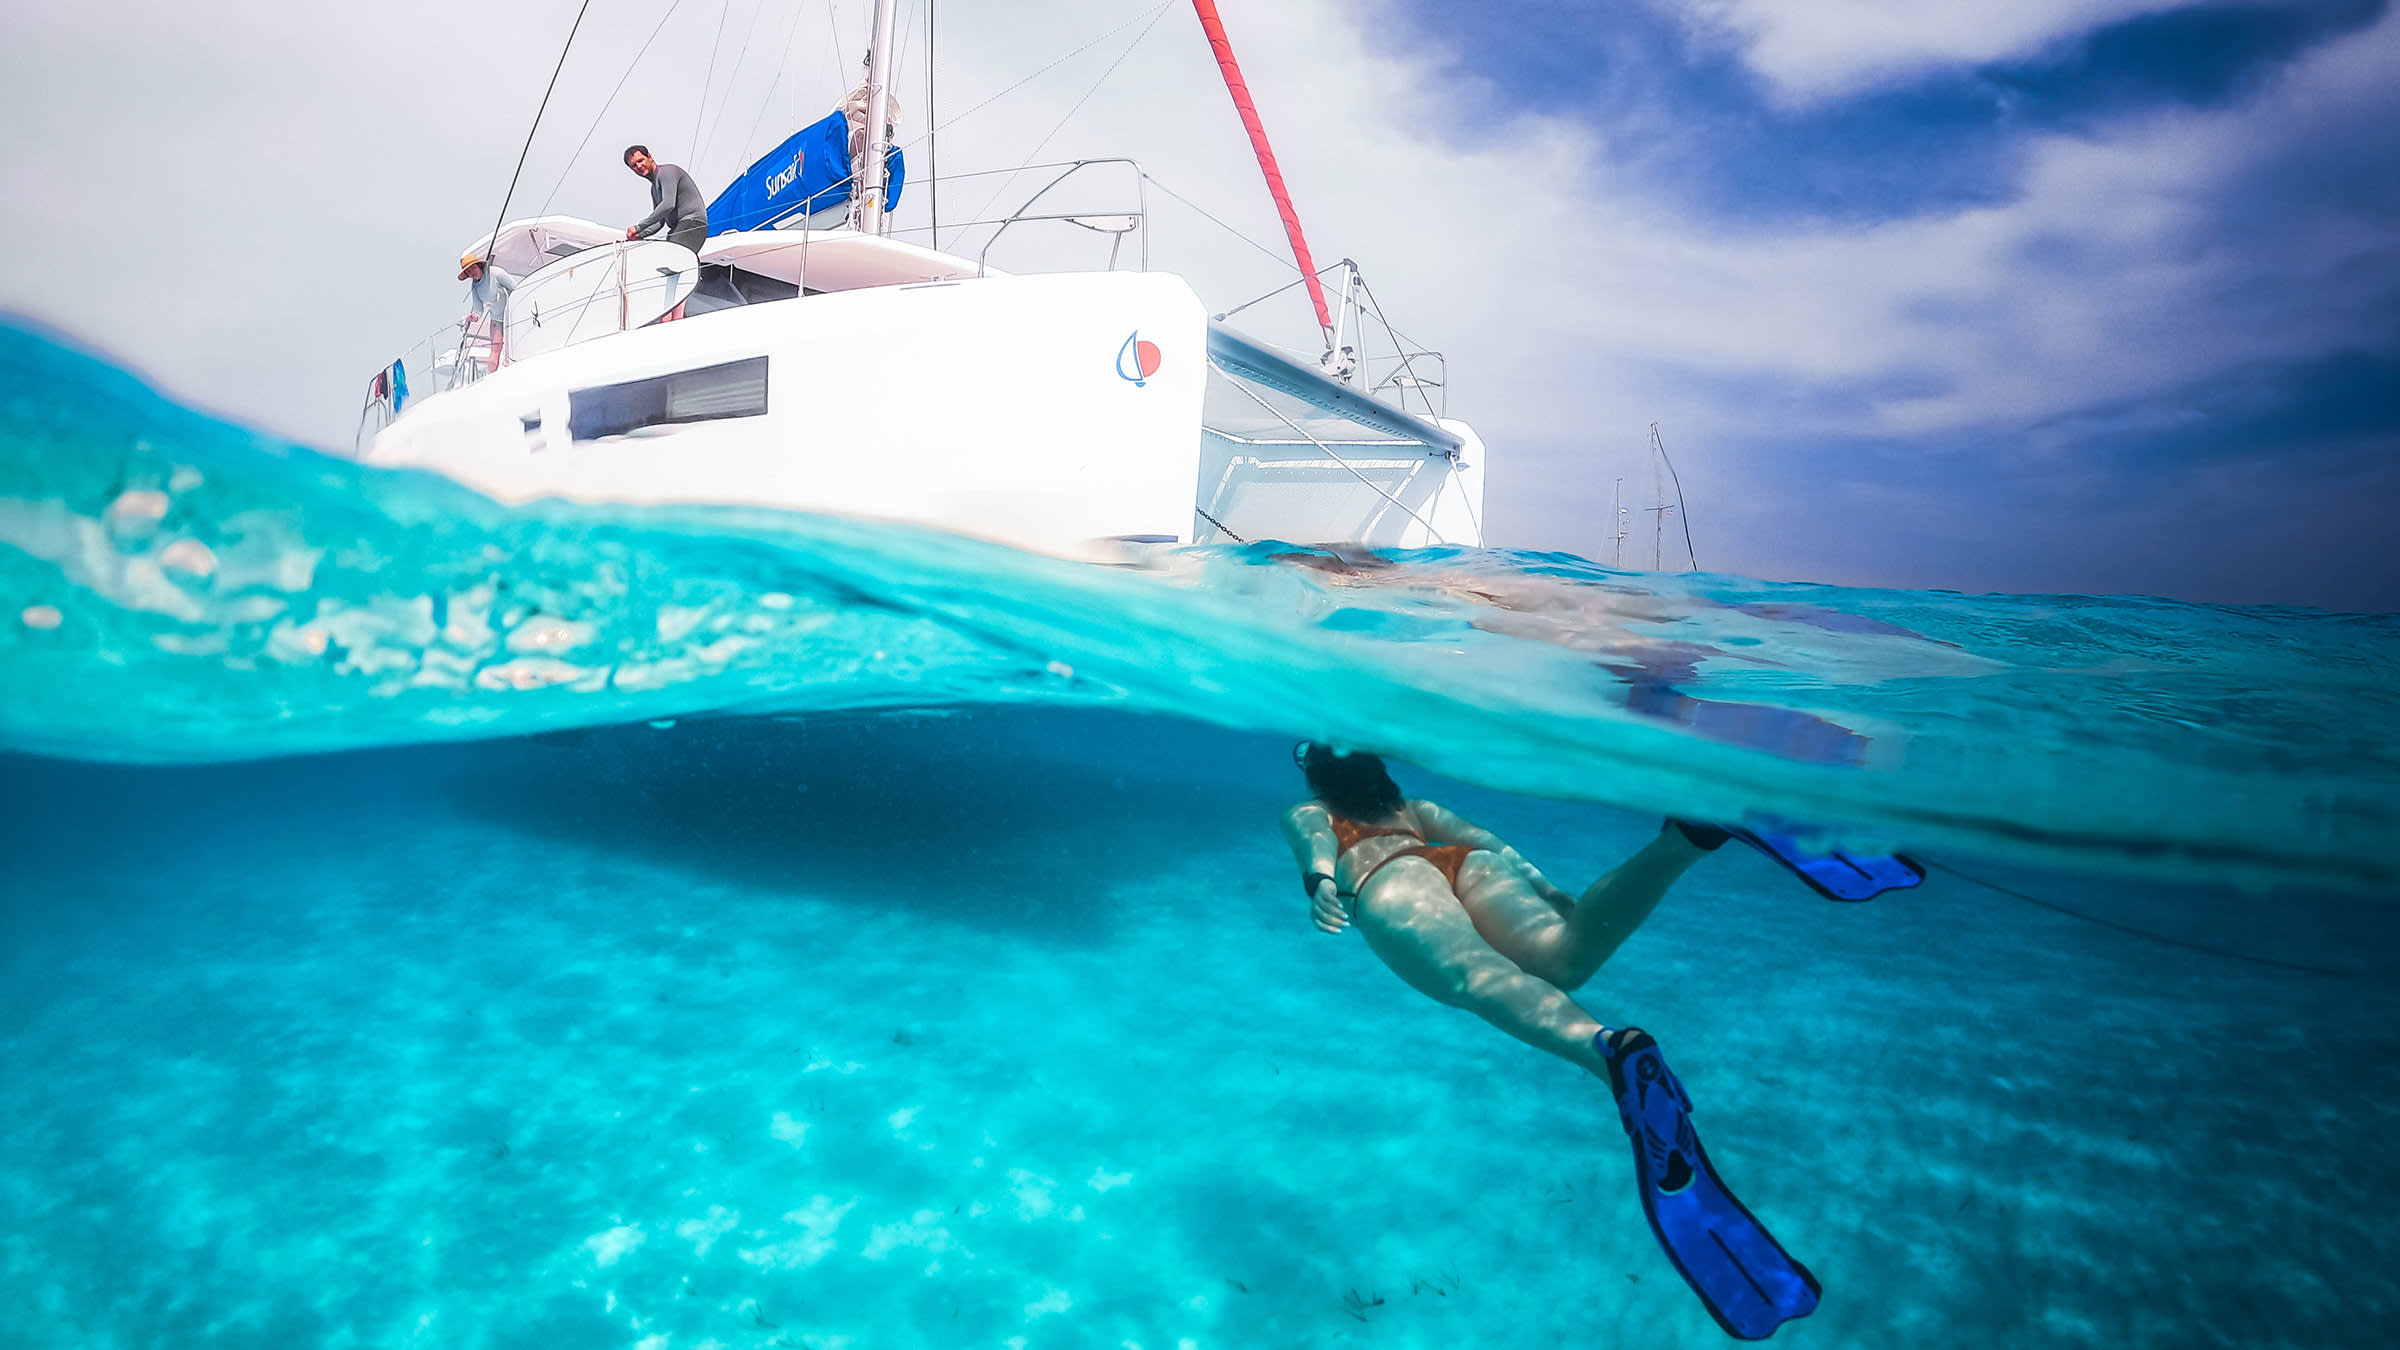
[3,320,2395,1348]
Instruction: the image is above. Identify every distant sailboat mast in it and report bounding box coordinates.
[856,0,901,236]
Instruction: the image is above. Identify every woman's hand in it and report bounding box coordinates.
[1310,877,1351,934]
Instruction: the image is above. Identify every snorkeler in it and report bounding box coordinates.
[1281,742,1821,1339]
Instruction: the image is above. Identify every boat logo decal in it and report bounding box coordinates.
[765,152,803,201]
[1116,331,1163,387]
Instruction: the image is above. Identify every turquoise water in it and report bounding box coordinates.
[3,318,2397,1347]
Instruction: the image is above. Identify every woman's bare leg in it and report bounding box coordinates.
[1351,868,1606,1076]
[1546,829,1711,988]
[1447,830,1710,992]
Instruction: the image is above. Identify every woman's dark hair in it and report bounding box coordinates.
[1295,742,1404,820]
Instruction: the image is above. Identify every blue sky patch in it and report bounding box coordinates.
[1384,0,2388,225]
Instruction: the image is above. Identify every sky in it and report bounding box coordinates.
[3,0,2394,610]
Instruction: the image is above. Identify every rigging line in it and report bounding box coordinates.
[824,0,847,88]
[958,1,1176,255]
[1650,422,1700,571]
[698,0,775,170]
[891,0,920,95]
[489,0,596,252]
[1347,271,1465,531]
[1142,173,1297,273]
[892,0,1175,151]
[1210,360,1450,546]
[731,0,813,173]
[1213,266,1341,323]
[928,0,937,249]
[1452,470,1483,542]
[1355,280,1448,422]
[1353,276,1436,371]
[1930,862,2364,979]
[538,0,691,214]
[692,0,733,156]
[1354,276,1441,419]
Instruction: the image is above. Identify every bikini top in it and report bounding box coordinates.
[1328,810,1424,856]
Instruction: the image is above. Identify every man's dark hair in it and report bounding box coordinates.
[1297,743,1404,820]
[623,144,650,163]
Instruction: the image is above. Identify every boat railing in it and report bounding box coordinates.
[1213,261,1451,422]
[500,240,700,365]
[356,319,493,451]
[1365,349,1448,421]
[970,159,1151,276]
[751,159,1152,278]
[358,236,703,450]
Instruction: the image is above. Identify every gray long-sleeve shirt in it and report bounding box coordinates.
[466,265,518,323]
[633,164,708,238]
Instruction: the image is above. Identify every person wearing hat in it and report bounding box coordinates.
[458,251,518,373]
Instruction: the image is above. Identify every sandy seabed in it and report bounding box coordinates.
[3,708,2395,1349]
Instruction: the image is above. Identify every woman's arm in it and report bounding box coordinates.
[1279,802,1349,933]
[1408,800,1510,851]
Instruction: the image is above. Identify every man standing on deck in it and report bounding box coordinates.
[622,146,708,253]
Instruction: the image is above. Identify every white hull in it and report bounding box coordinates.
[371,233,1484,560]
[373,270,1216,558]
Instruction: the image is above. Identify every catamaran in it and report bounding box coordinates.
[357,1,1487,561]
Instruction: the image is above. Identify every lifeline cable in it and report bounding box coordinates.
[488,0,596,257]
[1931,861,2362,978]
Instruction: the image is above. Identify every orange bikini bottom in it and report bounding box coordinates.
[1355,844,1481,893]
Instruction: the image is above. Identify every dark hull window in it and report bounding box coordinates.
[569,357,769,440]
[683,264,805,317]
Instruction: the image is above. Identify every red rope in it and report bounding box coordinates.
[1190,0,1333,337]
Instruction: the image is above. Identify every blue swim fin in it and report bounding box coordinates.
[1730,822,1925,903]
[1604,1029,1820,1340]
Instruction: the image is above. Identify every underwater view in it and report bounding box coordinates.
[5,315,2398,1350]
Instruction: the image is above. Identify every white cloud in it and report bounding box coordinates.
[1665,0,2190,102]
[1615,8,2400,434]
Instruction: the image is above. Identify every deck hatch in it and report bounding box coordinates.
[569,356,769,440]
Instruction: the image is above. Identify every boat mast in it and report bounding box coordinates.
[856,0,901,236]
[1191,0,1335,349]
[1612,476,1625,567]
